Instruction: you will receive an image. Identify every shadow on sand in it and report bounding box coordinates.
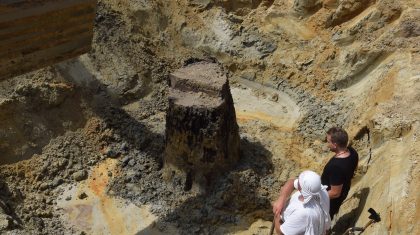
[56,59,165,161]
[134,137,274,235]
[332,187,370,234]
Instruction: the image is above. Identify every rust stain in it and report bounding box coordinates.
[88,158,117,196]
[86,158,130,234]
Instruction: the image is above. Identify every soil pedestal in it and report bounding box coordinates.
[163,62,240,192]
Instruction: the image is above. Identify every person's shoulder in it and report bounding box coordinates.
[289,192,303,205]
[348,146,359,160]
[329,157,344,167]
[326,157,339,166]
[348,146,359,155]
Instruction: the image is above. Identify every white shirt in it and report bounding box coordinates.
[280,189,330,235]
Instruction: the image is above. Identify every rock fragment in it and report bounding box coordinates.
[73,170,88,181]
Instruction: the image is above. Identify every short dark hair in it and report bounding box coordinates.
[327,127,348,148]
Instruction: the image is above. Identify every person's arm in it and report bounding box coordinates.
[328,166,345,199]
[274,213,283,235]
[328,184,343,199]
[273,178,295,216]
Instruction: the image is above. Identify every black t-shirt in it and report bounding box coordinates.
[321,146,359,218]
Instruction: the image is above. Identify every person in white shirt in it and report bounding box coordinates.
[274,170,331,235]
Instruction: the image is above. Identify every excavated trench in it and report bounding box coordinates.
[0,0,419,234]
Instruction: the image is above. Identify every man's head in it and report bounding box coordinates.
[326,127,348,152]
[294,170,322,204]
[295,171,331,233]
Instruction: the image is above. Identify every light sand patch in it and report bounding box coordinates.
[344,5,377,29]
[231,79,300,129]
[262,13,315,40]
[227,218,273,235]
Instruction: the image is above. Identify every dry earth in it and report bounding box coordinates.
[0,0,419,234]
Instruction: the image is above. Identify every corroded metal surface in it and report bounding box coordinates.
[0,0,96,80]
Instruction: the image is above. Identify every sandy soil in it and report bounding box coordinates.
[0,0,419,234]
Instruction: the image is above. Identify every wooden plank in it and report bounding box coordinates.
[0,6,14,14]
[0,2,95,31]
[0,12,94,43]
[0,0,96,80]
[0,16,93,51]
[0,32,93,68]
[0,46,91,78]
[0,35,92,78]
[0,26,93,61]
[1,0,29,4]
[0,33,92,70]
[0,1,68,15]
[0,0,27,6]
[0,0,94,22]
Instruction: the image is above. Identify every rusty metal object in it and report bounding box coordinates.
[0,0,96,80]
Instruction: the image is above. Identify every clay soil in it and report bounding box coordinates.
[0,0,419,234]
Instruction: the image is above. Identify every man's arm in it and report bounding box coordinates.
[274,213,283,235]
[273,178,295,216]
[328,184,343,199]
[328,166,345,199]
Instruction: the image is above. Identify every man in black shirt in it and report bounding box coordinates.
[321,127,358,219]
[273,127,359,220]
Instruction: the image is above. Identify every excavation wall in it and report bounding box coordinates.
[0,0,418,234]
